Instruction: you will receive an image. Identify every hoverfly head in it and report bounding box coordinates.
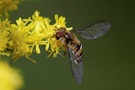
[55,27,66,40]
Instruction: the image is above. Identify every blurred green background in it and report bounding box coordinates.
[8,0,135,90]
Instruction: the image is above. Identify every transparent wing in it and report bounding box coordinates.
[75,20,111,40]
[68,48,83,84]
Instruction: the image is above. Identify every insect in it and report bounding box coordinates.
[55,20,111,84]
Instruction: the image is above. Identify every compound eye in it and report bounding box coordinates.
[55,31,65,40]
[55,27,66,40]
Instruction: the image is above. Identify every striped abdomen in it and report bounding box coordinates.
[66,33,83,63]
[56,29,83,63]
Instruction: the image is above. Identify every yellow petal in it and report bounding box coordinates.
[45,42,49,51]
[36,44,40,54]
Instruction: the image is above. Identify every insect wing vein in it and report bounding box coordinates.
[68,48,83,84]
[76,20,111,40]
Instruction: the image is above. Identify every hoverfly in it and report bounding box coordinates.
[55,20,111,84]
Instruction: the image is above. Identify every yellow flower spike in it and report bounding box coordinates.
[8,11,49,61]
[0,10,73,61]
[9,17,33,61]
[0,29,9,51]
[0,61,24,90]
[0,0,20,17]
[0,19,10,56]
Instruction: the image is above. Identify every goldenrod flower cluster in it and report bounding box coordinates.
[0,0,20,17]
[0,61,24,90]
[0,11,73,62]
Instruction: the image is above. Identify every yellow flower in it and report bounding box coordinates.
[0,0,20,17]
[45,14,73,57]
[0,19,10,56]
[8,11,53,62]
[0,61,24,90]
[0,11,73,61]
[54,14,73,31]
[26,11,54,55]
[9,18,34,61]
[46,37,66,58]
